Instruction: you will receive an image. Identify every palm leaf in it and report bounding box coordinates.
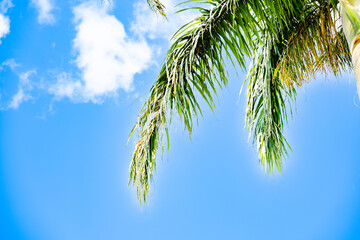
[246,0,352,173]
[129,0,353,205]
[147,0,167,18]
[246,32,296,173]
[276,0,352,88]
[129,0,261,205]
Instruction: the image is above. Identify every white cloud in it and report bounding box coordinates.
[0,0,13,13]
[31,0,55,24]
[48,0,197,104]
[0,0,12,43]
[8,70,36,109]
[0,59,36,110]
[101,0,114,10]
[131,0,197,41]
[9,88,30,109]
[48,73,82,101]
[0,15,10,42]
[0,0,199,109]
[73,2,152,98]
[49,1,152,103]
[2,58,18,70]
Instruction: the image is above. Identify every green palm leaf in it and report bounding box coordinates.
[129,0,355,205]
[129,0,258,205]
[246,0,352,173]
[276,0,351,87]
[147,0,167,18]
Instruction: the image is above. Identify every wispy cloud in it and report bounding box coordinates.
[0,60,36,109]
[48,72,82,101]
[50,1,152,103]
[8,70,36,110]
[1,58,18,70]
[8,84,32,109]
[101,0,114,10]
[1,0,13,13]
[31,0,55,24]
[0,0,13,43]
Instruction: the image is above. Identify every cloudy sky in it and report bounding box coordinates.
[1,0,360,239]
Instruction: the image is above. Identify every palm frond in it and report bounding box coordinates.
[129,0,298,204]
[246,0,352,173]
[128,0,353,205]
[147,0,167,18]
[276,0,352,88]
[245,30,296,173]
[129,0,261,205]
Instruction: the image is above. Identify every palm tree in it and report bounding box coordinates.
[342,0,360,94]
[129,0,359,205]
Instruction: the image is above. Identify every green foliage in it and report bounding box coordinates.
[276,1,351,87]
[130,0,353,205]
[147,0,167,18]
[246,33,295,173]
[246,0,351,173]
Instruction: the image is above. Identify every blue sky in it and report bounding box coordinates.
[1,0,360,239]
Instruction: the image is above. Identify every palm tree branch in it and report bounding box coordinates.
[246,0,352,174]
[276,0,352,88]
[246,31,296,173]
[128,0,296,205]
[147,0,167,18]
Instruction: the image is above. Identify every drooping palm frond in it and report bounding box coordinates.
[129,0,255,205]
[245,3,301,173]
[129,0,297,205]
[246,0,352,173]
[276,0,352,88]
[246,33,296,173]
[129,0,354,205]
[147,0,167,18]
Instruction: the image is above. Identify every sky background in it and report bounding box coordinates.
[1,0,360,239]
